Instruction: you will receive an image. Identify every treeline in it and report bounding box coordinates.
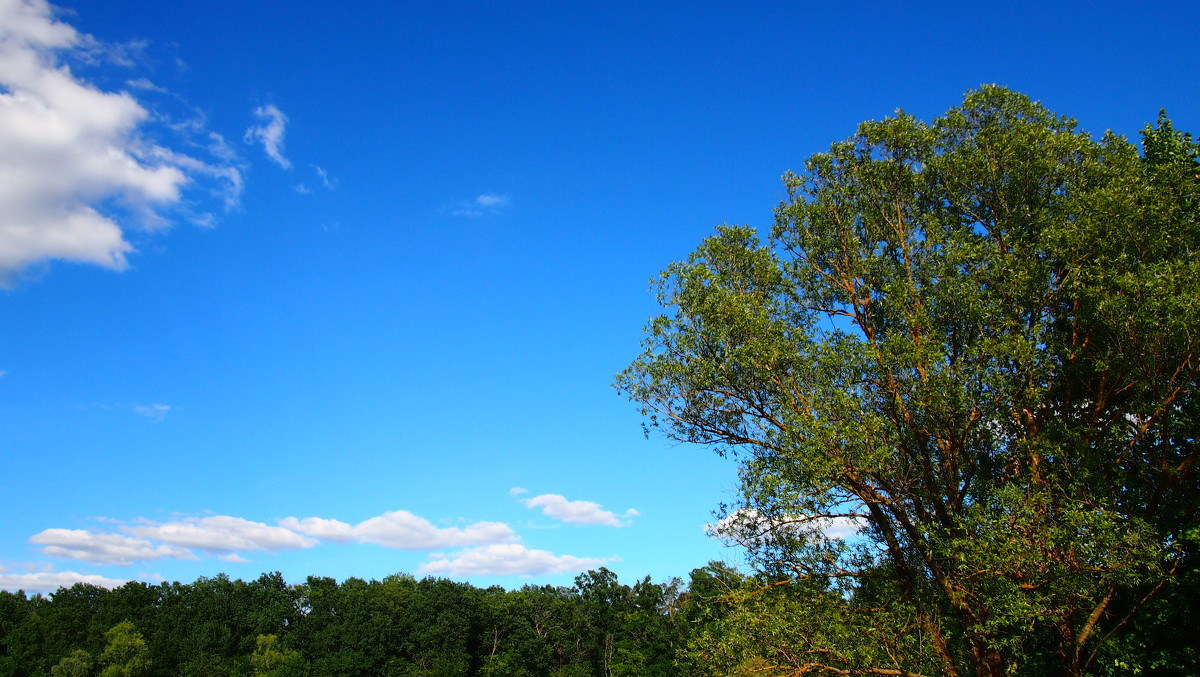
[0,565,744,677]
[3,562,1197,676]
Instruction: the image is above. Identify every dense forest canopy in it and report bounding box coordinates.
[0,568,692,676]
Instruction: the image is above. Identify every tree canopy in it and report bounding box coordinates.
[617,86,1199,677]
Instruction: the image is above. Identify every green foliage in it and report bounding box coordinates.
[98,621,151,677]
[250,634,305,677]
[51,650,94,677]
[618,86,1199,677]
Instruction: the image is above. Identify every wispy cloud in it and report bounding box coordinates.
[451,193,510,217]
[244,104,290,169]
[519,493,636,527]
[312,164,335,189]
[293,165,336,195]
[418,543,612,577]
[0,0,243,282]
[131,403,171,420]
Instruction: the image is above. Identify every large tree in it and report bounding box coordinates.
[617,87,1199,677]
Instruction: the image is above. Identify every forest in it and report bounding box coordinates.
[0,566,702,676]
[4,87,1198,676]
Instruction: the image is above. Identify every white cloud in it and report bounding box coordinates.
[30,508,517,568]
[356,511,514,548]
[508,487,528,496]
[244,104,290,169]
[0,570,129,593]
[418,543,611,577]
[282,510,516,550]
[451,193,509,217]
[124,515,317,553]
[30,528,194,565]
[278,516,356,542]
[0,0,243,281]
[520,493,634,527]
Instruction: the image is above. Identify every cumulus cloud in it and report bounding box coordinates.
[418,543,611,577]
[244,104,290,169]
[451,193,509,217]
[520,493,635,527]
[124,515,317,554]
[281,510,516,549]
[0,0,243,281]
[0,570,128,593]
[30,528,194,565]
[31,508,518,568]
[279,516,355,542]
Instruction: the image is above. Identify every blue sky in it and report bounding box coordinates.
[1,0,1196,593]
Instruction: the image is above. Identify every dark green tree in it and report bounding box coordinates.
[618,87,1199,677]
[476,585,549,676]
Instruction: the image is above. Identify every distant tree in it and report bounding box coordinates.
[618,87,1200,676]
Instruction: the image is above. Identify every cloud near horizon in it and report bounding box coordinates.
[519,493,637,527]
[0,0,243,281]
[29,529,194,565]
[30,509,518,566]
[26,503,613,580]
[124,515,318,554]
[418,543,612,577]
[280,510,516,550]
[0,569,129,593]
